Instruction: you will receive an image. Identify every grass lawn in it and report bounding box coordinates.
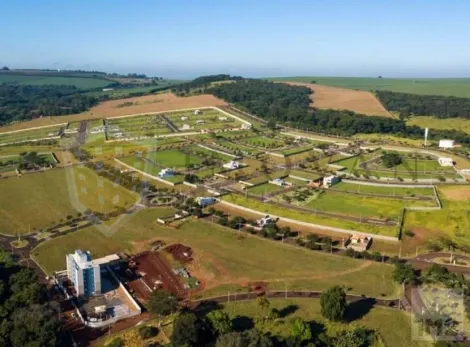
[0,166,138,235]
[223,194,397,236]
[404,192,470,245]
[281,145,313,156]
[32,211,399,298]
[289,169,322,181]
[221,298,431,347]
[268,76,470,98]
[333,182,435,197]
[240,136,284,148]
[304,190,436,220]
[190,146,234,161]
[407,116,470,134]
[248,182,287,195]
[149,149,203,168]
[245,171,287,185]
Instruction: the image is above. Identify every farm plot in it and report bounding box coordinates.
[333,182,435,197]
[106,114,172,139]
[0,125,64,145]
[0,74,112,89]
[32,212,399,298]
[166,108,243,132]
[0,166,137,235]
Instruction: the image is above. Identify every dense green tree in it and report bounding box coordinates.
[382,152,402,168]
[392,263,417,285]
[320,286,347,322]
[171,312,200,347]
[206,310,233,336]
[289,318,312,342]
[147,289,179,316]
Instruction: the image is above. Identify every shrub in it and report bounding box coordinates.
[107,337,124,347]
[138,325,158,339]
[404,229,415,237]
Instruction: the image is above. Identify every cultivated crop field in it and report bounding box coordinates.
[32,212,400,298]
[269,76,470,98]
[0,166,137,235]
[0,73,113,89]
[0,124,65,145]
[283,81,392,117]
[407,116,470,134]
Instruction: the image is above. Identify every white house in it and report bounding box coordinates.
[258,215,274,227]
[241,123,252,130]
[223,160,241,170]
[180,124,192,131]
[438,157,454,167]
[323,175,340,187]
[196,197,217,207]
[270,178,286,186]
[194,109,202,115]
[181,116,188,121]
[158,168,175,178]
[196,120,205,125]
[439,139,455,149]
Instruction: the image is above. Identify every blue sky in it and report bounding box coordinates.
[1,0,469,78]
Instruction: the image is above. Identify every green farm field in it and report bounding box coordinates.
[221,299,431,347]
[267,76,470,97]
[0,74,112,89]
[223,194,396,236]
[407,116,470,134]
[333,181,435,197]
[32,212,400,298]
[0,166,138,235]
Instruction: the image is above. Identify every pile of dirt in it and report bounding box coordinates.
[165,244,193,262]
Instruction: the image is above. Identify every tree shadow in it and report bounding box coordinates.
[345,298,376,322]
[232,315,254,332]
[279,304,299,318]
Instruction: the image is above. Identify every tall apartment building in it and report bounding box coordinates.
[66,250,102,296]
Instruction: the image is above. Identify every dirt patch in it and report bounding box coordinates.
[283,82,392,117]
[439,186,470,201]
[0,93,227,132]
[165,244,193,262]
[129,251,187,299]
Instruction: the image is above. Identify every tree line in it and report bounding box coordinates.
[376,90,470,119]
[0,84,98,125]
[0,248,66,346]
[207,80,470,145]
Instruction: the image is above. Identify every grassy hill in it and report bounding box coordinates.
[268,77,470,98]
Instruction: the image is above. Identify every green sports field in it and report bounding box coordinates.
[0,166,138,235]
[267,76,470,97]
